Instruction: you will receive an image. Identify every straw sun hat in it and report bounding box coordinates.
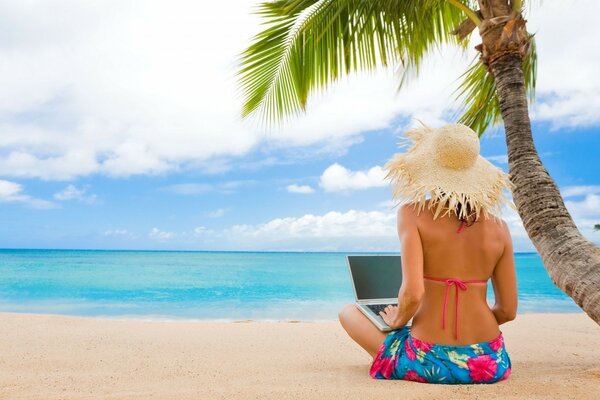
[383,123,514,221]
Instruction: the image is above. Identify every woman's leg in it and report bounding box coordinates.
[338,304,388,359]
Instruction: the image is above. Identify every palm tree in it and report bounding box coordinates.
[237,0,600,324]
[595,224,600,231]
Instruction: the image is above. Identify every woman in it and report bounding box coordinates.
[338,123,517,384]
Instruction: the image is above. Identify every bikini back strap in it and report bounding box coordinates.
[423,276,488,339]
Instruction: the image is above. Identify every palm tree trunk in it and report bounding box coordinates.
[490,49,600,325]
[473,0,600,324]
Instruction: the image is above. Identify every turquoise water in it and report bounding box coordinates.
[0,249,580,320]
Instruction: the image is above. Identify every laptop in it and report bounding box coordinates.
[346,254,402,332]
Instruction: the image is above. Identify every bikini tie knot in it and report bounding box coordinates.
[445,279,468,291]
[441,279,468,339]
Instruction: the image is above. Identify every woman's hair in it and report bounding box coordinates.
[455,201,478,226]
[432,190,480,225]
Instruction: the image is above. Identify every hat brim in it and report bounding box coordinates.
[383,151,513,220]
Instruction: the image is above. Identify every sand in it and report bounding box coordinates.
[0,312,599,400]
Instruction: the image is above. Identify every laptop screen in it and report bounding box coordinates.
[347,255,402,300]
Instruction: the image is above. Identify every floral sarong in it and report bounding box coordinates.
[370,326,511,384]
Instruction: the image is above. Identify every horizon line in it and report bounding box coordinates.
[0,247,540,255]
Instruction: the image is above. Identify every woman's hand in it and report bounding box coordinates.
[379,305,404,329]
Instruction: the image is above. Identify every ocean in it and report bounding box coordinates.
[0,249,580,320]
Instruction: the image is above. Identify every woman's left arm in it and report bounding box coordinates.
[379,204,424,329]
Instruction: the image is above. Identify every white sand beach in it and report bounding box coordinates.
[0,312,599,400]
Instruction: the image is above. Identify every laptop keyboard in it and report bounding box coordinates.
[366,304,396,315]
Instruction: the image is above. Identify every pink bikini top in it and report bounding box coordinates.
[422,220,488,340]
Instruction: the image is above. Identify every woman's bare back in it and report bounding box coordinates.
[409,199,511,345]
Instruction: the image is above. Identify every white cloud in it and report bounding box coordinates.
[218,180,255,192]
[0,179,55,209]
[207,208,227,218]
[377,199,399,210]
[160,180,254,195]
[526,0,600,128]
[484,151,555,167]
[486,154,508,164]
[186,189,599,252]
[499,191,600,251]
[186,206,532,251]
[0,0,263,180]
[500,204,535,252]
[229,210,396,238]
[193,209,399,251]
[0,0,597,182]
[565,194,600,238]
[148,227,175,241]
[0,0,483,181]
[103,229,136,239]
[193,226,214,236]
[161,183,212,195]
[319,163,388,192]
[565,194,600,217]
[286,184,315,194]
[54,184,97,203]
[0,180,22,197]
[560,185,600,198]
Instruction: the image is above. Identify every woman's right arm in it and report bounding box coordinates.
[491,220,518,325]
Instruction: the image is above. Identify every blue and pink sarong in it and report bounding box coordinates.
[370,326,511,384]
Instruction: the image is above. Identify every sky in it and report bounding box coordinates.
[0,0,599,252]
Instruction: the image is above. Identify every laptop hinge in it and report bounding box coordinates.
[356,298,397,305]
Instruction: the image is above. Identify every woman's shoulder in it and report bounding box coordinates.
[396,200,508,229]
[396,200,443,223]
[397,202,420,216]
[396,202,430,228]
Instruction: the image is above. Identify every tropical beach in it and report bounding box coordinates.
[1,312,599,399]
[1,0,600,398]
[1,250,598,398]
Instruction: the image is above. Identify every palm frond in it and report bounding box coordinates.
[454,60,499,136]
[455,37,537,135]
[523,37,537,103]
[238,0,470,125]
